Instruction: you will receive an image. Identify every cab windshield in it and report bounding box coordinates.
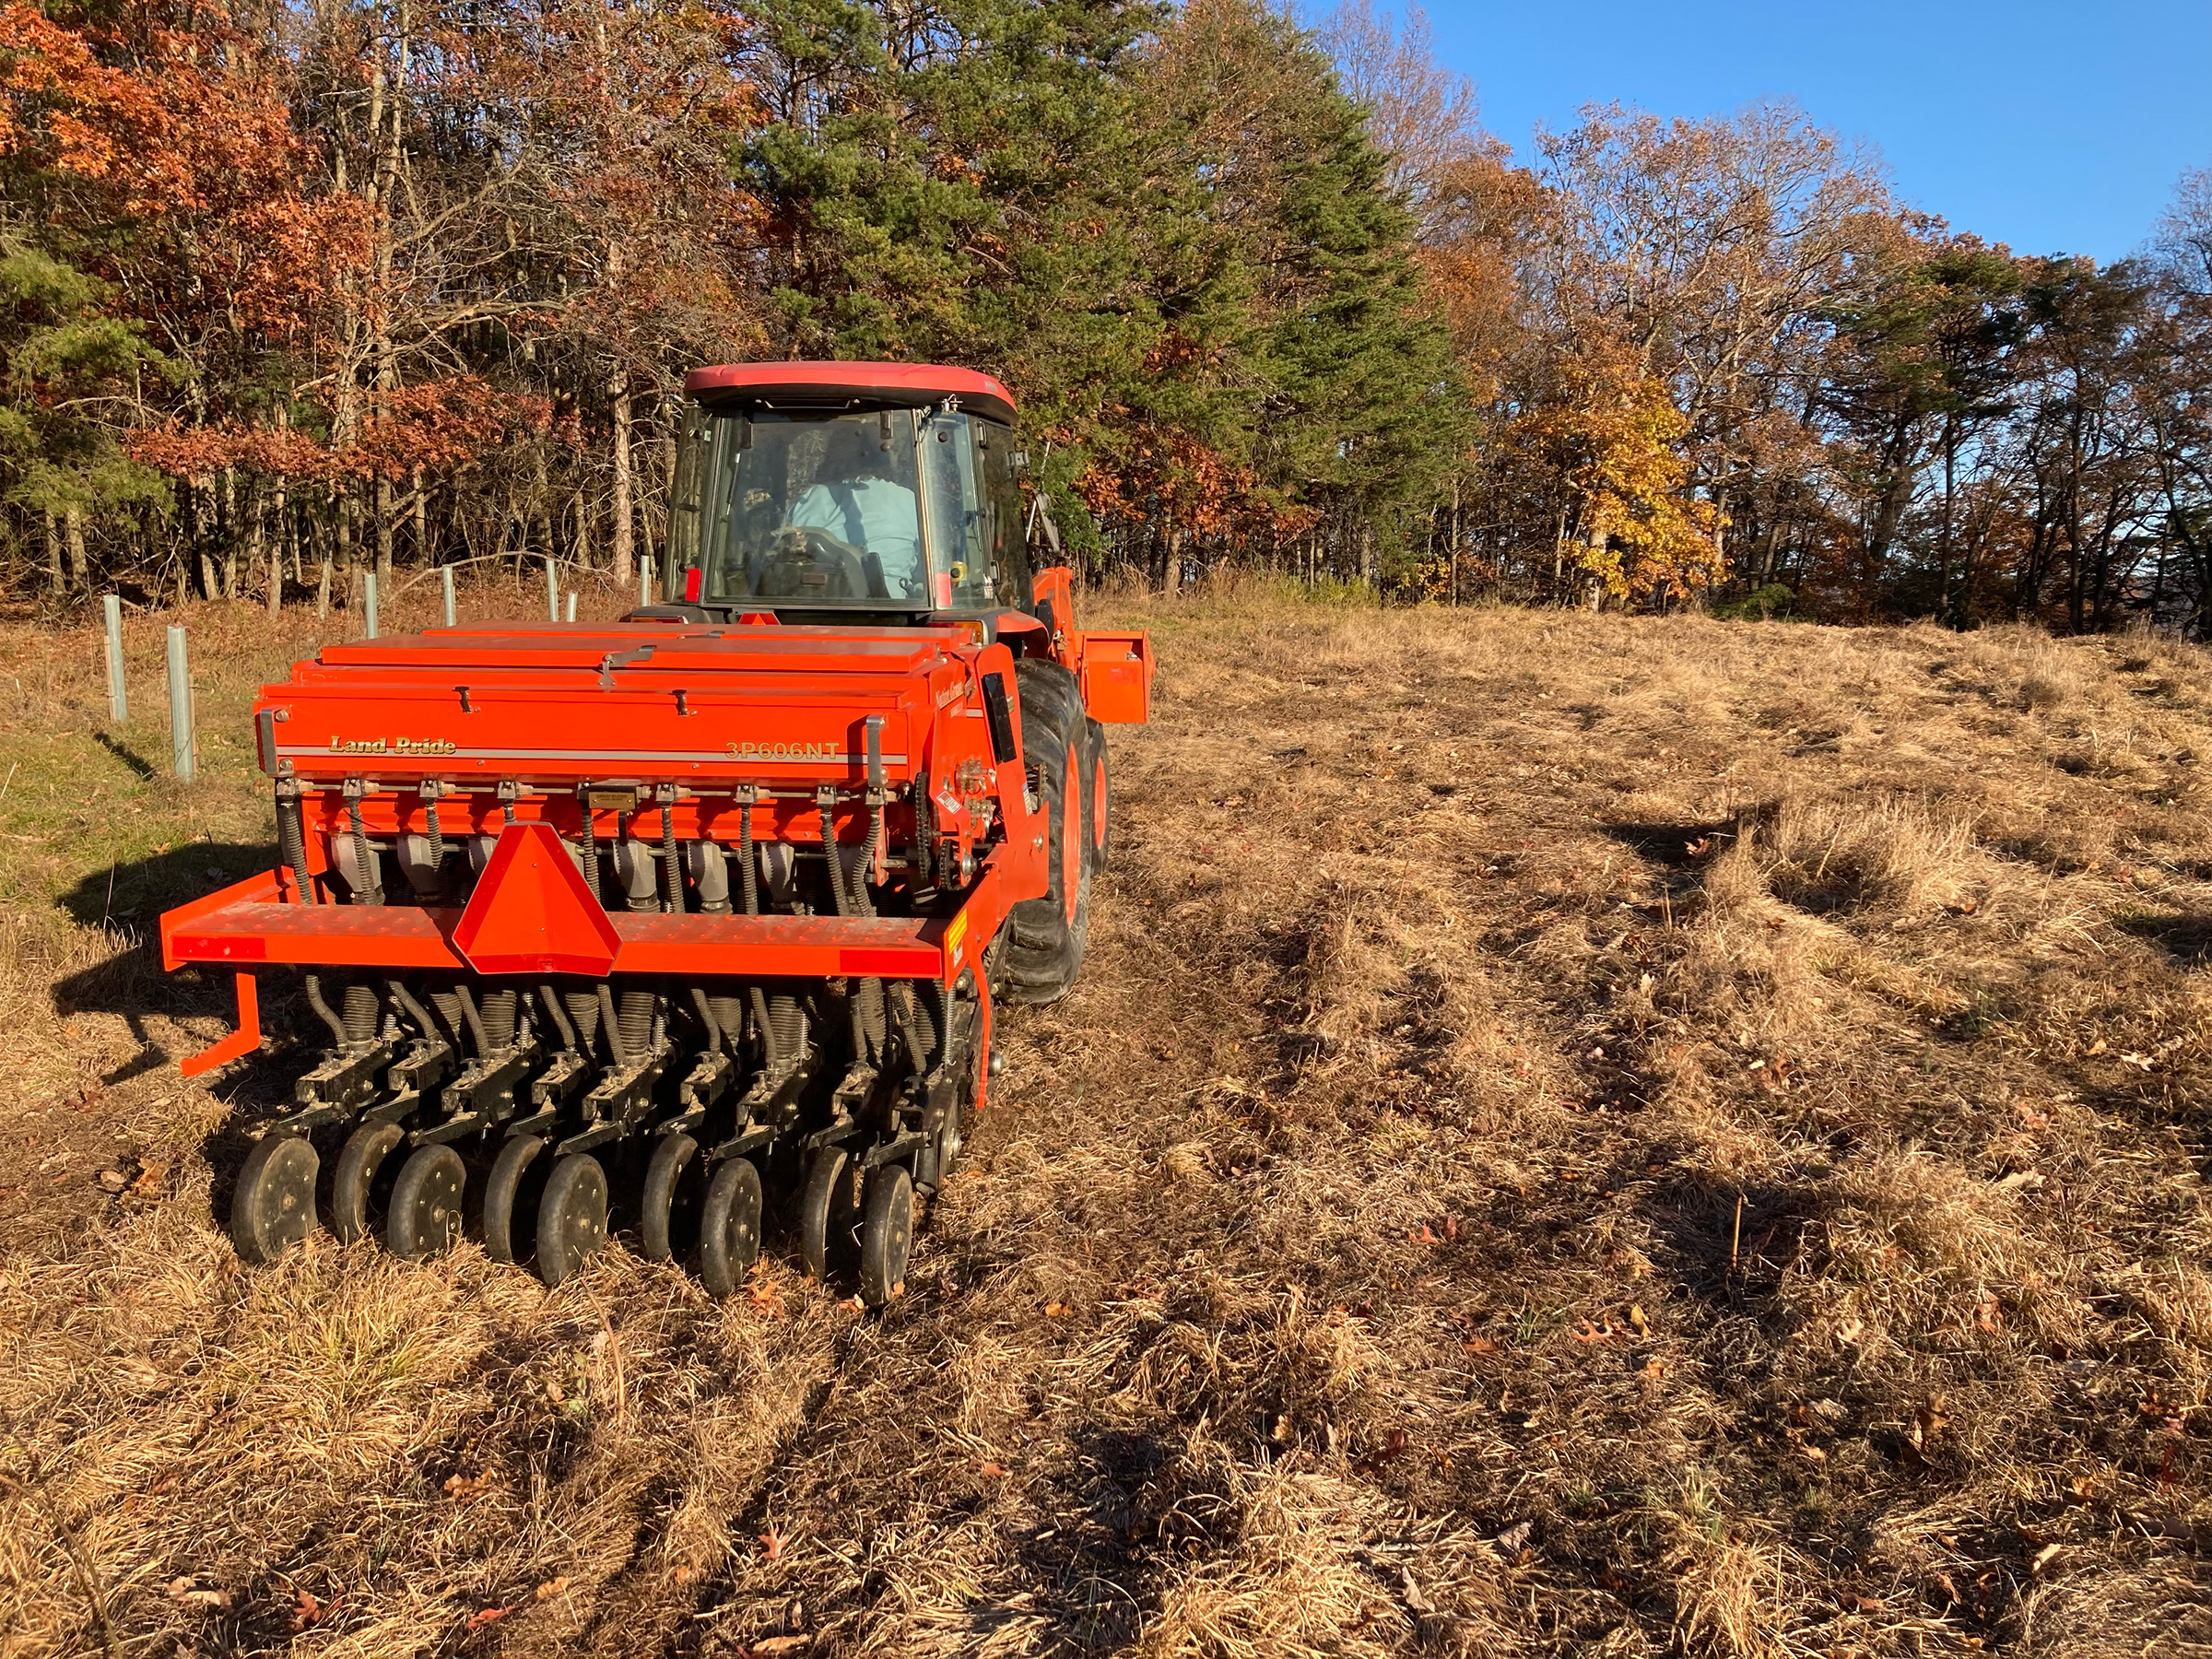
[666,401,1032,612]
[673,408,929,606]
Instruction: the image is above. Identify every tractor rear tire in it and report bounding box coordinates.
[1001,659,1091,1005]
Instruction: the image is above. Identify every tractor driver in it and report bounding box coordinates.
[786,422,924,599]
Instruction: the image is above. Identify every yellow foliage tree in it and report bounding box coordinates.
[1522,347,1727,601]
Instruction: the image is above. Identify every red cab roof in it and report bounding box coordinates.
[684,361,1018,426]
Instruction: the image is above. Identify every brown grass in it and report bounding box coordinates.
[5,579,2212,1654]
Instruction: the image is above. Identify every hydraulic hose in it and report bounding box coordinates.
[387,978,440,1043]
[347,796,382,905]
[277,788,316,906]
[537,982,578,1051]
[424,795,445,866]
[303,974,347,1046]
[596,982,627,1067]
[689,987,722,1053]
[451,982,493,1057]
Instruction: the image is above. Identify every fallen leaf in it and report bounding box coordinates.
[1495,1521,1532,1552]
[2030,1543,2062,1574]
[1975,1289,2004,1334]
[751,1638,811,1656]
[535,1576,571,1601]
[127,1161,169,1197]
[1636,1356,1667,1381]
[978,1461,1006,1477]
[443,1473,487,1500]
[1841,1592,1884,1613]
[97,1169,128,1193]
[2085,1039,2110,1057]
[1628,1303,1648,1334]
[748,1279,785,1318]
[166,1578,230,1611]
[1408,1224,1438,1244]
[1043,1301,1072,1318]
[1462,1335,1499,1355]
[759,1529,785,1561]
[673,1565,699,1585]
[465,1606,514,1630]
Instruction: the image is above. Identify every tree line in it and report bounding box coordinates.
[2,0,2207,630]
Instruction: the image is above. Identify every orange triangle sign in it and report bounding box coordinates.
[452,822,621,977]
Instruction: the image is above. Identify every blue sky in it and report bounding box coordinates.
[1402,1,2211,263]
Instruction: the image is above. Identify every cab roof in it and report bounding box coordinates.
[684,361,1018,427]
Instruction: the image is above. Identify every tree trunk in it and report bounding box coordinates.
[318,556,332,619]
[610,361,634,583]
[374,473,394,583]
[220,467,239,599]
[43,512,63,592]
[249,479,268,610]
[65,507,88,589]
[1448,477,1461,606]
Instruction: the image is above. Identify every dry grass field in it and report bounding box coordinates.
[5,580,2212,1657]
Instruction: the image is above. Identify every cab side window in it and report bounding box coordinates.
[976,420,1032,613]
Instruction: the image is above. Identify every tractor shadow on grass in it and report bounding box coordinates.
[49,841,282,1088]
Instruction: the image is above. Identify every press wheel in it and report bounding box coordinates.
[858,1165,914,1308]
[387,1144,467,1260]
[484,1135,546,1265]
[229,1134,319,1264]
[698,1157,764,1299]
[331,1120,405,1244]
[535,1153,607,1288]
[796,1145,861,1282]
[640,1133,704,1264]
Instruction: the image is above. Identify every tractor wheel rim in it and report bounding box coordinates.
[1092,755,1108,851]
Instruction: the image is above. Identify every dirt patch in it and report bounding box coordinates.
[5,588,2212,1654]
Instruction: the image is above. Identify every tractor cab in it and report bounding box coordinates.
[655,362,1052,630]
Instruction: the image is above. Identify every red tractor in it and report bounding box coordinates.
[160,363,1151,1305]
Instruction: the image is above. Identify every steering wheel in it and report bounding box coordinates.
[761,525,870,598]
